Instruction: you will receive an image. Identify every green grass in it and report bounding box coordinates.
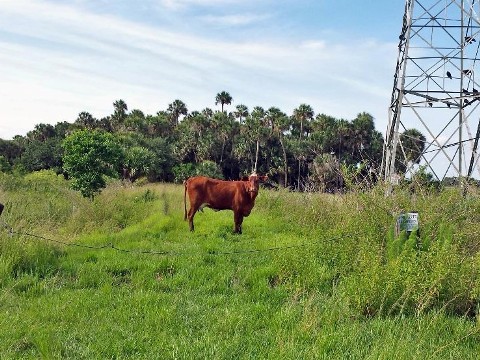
[0,170,479,358]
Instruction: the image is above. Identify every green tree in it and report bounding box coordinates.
[266,107,290,186]
[351,112,375,163]
[18,138,63,173]
[145,137,176,182]
[62,130,124,199]
[234,104,249,123]
[397,128,426,174]
[27,123,56,142]
[212,111,235,167]
[0,139,23,166]
[146,111,174,138]
[111,99,128,131]
[309,153,343,192]
[123,146,155,182]
[250,106,267,172]
[310,114,339,155]
[292,104,314,189]
[125,109,147,134]
[336,119,353,164]
[196,160,224,179]
[215,91,233,113]
[409,165,439,192]
[97,117,114,132]
[0,155,12,173]
[167,99,188,126]
[293,103,314,139]
[54,121,74,138]
[233,121,257,175]
[175,111,214,164]
[172,163,196,183]
[75,112,97,130]
[202,107,214,119]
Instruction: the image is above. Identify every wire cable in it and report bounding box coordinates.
[0,221,350,257]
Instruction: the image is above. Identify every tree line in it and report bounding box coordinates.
[0,91,426,197]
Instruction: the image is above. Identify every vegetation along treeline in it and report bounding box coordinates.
[0,92,427,197]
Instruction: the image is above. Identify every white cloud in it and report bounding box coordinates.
[300,40,327,50]
[159,0,245,11]
[199,13,271,26]
[0,0,397,139]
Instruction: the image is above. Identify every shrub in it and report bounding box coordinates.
[62,130,124,199]
[172,163,196,183]
[195,160,223,179]
[172,161,224,183]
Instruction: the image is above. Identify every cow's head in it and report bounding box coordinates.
[246,172,268,193]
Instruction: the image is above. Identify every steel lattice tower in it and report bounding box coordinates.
[382,0,480,183]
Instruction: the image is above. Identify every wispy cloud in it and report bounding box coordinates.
[0,0,397,139]
[159,0,246,11]
[199,13,271,26]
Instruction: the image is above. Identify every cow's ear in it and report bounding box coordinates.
[260,175,268,181]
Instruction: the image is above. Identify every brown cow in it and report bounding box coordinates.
[184,173,268,233]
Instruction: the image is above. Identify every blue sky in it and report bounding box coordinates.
[0,0,405,139]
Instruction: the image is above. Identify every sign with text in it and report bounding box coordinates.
[396,212,419,234]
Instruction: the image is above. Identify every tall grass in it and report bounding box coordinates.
[0,170,479,358]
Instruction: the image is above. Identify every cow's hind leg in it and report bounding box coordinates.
[234,212,244,234]
[187,202,201,231]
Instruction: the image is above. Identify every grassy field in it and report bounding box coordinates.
[0,170,479,359]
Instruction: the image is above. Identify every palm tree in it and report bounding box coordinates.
[266,107,290,187]
[176,111,217,164]
[250,106,266,172]
[215,91,233,112]
[97,117,114,132]
[125,109,147,133]
[112,99,128,131]
[146,111,171,137]
[201,107,213,119]
[336,119,353,164]
[167,99,188,126]
[398,128,426,174]
[212,111,235,166]
[75,112,96,130]
[234,104,249,123]
[27,123,56,142]
[251,106,266,123]
[293,104,314,189]
[293,103,314,140]
[351,112,375,162]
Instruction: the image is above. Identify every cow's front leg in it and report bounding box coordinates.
[234,211,243,234]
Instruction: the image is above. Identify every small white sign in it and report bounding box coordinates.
[397,212,419,232]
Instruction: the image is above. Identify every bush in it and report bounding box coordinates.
[172,163,196,183]
[62,130,124,199]
[172,161,224,183]
[0,155,12,173]
[195,160,223,179]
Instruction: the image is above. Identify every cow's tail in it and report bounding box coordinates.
[183,179,188,221]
